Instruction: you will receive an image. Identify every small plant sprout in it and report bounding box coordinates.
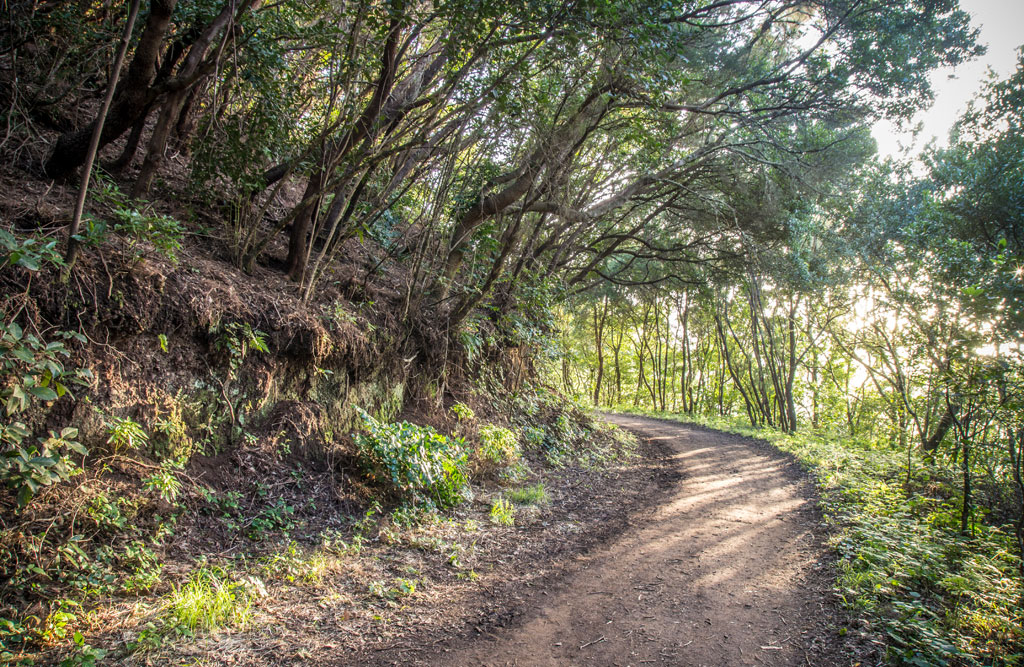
[489,497,515,526]
[105,415,149,453]
[451,402,475,421]
[143,460,184,503]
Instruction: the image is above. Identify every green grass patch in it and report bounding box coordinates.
[505,482,548,506]
[612,407,1023,666]
[165,567,252,634]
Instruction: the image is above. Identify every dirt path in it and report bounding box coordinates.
[416,414,844,666]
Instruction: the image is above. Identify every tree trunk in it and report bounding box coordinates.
[65,0,142,266]
[133,0,244,197]
[45,0,179,178]
[923,402,958,452]
[960,431,972,535]
[286,6,403,281]
[593,297,607,407]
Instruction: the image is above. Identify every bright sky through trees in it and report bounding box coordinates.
[872,0,1024,159]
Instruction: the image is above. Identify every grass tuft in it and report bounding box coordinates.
[489,497,515,526]
[505,482,548,506]
[166,567,252,633]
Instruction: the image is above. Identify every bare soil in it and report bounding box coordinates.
[376,414,854,667]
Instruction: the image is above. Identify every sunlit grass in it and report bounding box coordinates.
[505,482,549,506]
[489,497,515,526]
[166,567,252,633]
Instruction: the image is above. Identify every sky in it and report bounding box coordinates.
[871,0,1024,160]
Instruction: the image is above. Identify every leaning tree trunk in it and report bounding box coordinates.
[65,0,142,267]
[44,0,178,178]
[132,0,245,197]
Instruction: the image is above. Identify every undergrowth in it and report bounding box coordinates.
[618,408,1023,666]
[166,566,253,633]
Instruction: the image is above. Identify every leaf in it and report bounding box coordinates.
[67,442,88,456]
[6,386,27,415]
[17,484,34,507]
[29,386,59,401]
[11,347,34,362]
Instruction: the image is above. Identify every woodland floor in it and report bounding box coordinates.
[111,414,865,666]
[366,414,860,667]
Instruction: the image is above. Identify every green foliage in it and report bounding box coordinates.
[90,174,183,263]
[451,402,475,421]
[476,424,520,467]
[112,208,184,263]
[166,567,252,633]
[459,325,485,364]
[505,483,548,506]
[489,497,515,526]
[521,426,546,450]
[217,322,269,371]
[247,498,298,540]
[0,229,64,271]
[142,460,183,503]
[368,576,417,601]
[199,487,243,519]
[104,414,148,453]
[1,322,91,506]
[258,542,332,585]
[353,408,468,508]
[60,631,107,667]
[150,396,193,461]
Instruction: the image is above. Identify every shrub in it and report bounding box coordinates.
[0,322,92,506]
[353,408,468,507]
[476,424,520,467]
[451,402,475,421]
[521,425,546,450]
[112,209,184,263]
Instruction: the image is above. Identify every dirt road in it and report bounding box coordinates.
[426,414,845,666]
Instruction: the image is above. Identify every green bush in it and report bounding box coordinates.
[476,424,520,467]
[353,408,468,507]
[451,402,475,421]
[1,322,92,507]
[521,425,546,450]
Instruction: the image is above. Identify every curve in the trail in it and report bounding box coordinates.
[432,413,841,667]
